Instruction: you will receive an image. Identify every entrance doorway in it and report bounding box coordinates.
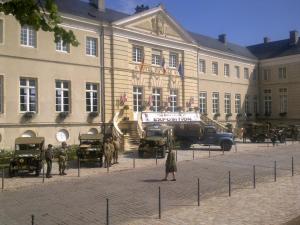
[133,86,143,120]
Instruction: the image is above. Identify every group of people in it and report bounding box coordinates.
[103,136,120,168]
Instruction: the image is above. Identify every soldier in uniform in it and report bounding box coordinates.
[162,148,177,181]
[45,144,54,178]
[112,137,120,164]
[58,142,68,175]
[104,138,112,168]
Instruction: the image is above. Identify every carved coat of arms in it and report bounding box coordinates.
[151,15,165,35]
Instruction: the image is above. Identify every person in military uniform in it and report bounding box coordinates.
[112,137,120,164]
[104,138,112,168]
[270,129,277,147]
[58,142,68,175]
[45,144,54,178]
[162,149,177,181]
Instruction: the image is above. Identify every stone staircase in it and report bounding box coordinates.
[120,121,141,151]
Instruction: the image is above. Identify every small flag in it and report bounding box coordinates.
[148,95,153,106]
[123,93,128,102]
[178,62,184,79]
[139,57,145,74]
[161,57,167,74]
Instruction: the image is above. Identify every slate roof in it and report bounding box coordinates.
[189,32,257,60]
[247,38,300,60]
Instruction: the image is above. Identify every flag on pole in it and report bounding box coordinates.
[139,57,145,74]
[161,57,167,74]
[178,61,184,79]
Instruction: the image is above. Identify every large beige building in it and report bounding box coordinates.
[0,0,299,149]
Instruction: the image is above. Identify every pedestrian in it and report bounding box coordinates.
[58,142,68,175]
[104,138,112,168]
[270,129,277,147]
[112,136,120,164]
[45,144,54,178]
[162,149,177,181]
[242,127,247,143]
[109,137,115,165]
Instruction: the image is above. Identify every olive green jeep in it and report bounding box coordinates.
[138,125,174,158]
[9,137,45,177]
[77,133,104,167]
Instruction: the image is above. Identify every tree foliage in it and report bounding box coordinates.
[0,0,79,46]
[134,4,149,14]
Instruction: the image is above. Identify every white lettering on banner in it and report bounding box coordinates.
[142,112,201,123]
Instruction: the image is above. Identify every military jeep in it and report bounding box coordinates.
[244,122,270,143]
[77,133,104,167]
[138,125,174,158]
[9,137,44,177]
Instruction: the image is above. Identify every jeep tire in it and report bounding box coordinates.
[221,141,232,151]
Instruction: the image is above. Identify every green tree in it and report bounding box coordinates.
[0,0,79,46]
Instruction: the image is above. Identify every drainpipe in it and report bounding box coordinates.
[99,24,105,134]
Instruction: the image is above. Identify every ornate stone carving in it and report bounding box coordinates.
[151,14,166,36]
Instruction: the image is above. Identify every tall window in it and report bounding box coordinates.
[152,49,161,66]
[86,37,97,56]
[245,95,250,113]
[263,69,271,81]
[86,83,98,112]
[0,76,3,113]
[132,46,143,63]
[244,68,249,79]
[278,67,287,80]
[169,53,178,68]
[224,93,231,114]
[212,62,218,75]
[20,78,37,112]
[133,86,143,112]
[56,81,70,112]
[235,94,241,113]
[199,59,206,73]
[235,66,240,78]
[0,19,3,44]
[20,25,36,47]
[279,88,288,113]
[212,92,219,114]
[170,90,178,112]
[264,89,272,115]
[199,92,207,114]
[224,64,230,77]
[253,96,258,114]
[253,69,257,80]
[56,39,70,53]
[152,88,161,112]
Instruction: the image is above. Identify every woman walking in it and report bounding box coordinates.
[162,149,177,181]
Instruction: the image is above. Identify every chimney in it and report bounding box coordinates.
[90,0,105,12]
[218,34,227,44]
[289,30,298,45]
[263,37,270,44]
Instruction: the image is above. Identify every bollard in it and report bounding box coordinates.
[155,149,158,166]
[42,163,45,183]
[228,171,231,197]
[78,158,80,177]
[158,186,161,219]
[176,150,178,162]
[106,198,109,225]
[274,161,277,182]
[209,145,211,158]
[197,178,200,206]
[193,150,195,160]
[107,163,109,173]
[253,165,256,189]
[2,167,4,191]
[234,143,237,153]
[133,156,136,169]
[31,214,35,225]
[292,156,294,177]
[222,147,224,155]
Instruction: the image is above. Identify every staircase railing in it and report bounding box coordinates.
[201,114,228,133]
[112,111,125,151]
[137,112,145,139]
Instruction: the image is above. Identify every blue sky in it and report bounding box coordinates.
[106,0,300,46]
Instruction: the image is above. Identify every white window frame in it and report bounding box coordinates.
[264,89,272,115]
[253,96,258,114]
[245,95,250,114]
[133,86,143,112]
[199,59,206,73]
[151,49,161,66]
[86,83,98,112]
[86,37,97,56]
[278,67,287,80]
[263,69,271,81]
[199,92,207,114]
[169,53,178,68]
[279,88,288,113]
[212,92,219,114]
[224,64,230,77]
[235,94,241,114]
[56,39,70,53]
[152,88,161,112]
[0,19,4,44]
[132,46,143,63]
[224,93,231,114]
[20,78,37,113]
[244,68,249,79]
[235,66,240,78]
[170,89,178,112]
[212,62,218,75]
[55,80,70,112]
[0,76,3,113]
[20,25,36,48]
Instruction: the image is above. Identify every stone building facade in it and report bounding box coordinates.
[0,0,299,149]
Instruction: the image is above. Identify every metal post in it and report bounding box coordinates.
[106,198,109,225]
[209,145,211,158]
[42,163,45,183]
[176,150,178,162]
[274,161,277,182]
[197,178,200,206]
[234,143,237,153]
[292,156,294,177]
[78,158,80,177]
[222,147,224,155]
[158,186,161,219]
[155,149,158,166]
[2,167,4,191]
[193,150,195,160]
[31,215,35,225]
[229,171,231,197]
[253,165,256,189]
[107,163,109,173]
[133,156,136,169]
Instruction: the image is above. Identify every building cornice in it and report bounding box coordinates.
[259,54,300,66]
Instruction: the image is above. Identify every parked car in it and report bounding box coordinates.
[9,137,44,177]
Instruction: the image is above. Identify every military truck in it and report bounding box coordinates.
[9,137,44,177]
[138,125,174,158]
[244,122,270,143]
[77,133,104,167]
[174,124,234,151]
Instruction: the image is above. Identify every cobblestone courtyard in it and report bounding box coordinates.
[1,141,300,225]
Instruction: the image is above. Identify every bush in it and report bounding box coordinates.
[68,145,78,161]
[0,150,13,167]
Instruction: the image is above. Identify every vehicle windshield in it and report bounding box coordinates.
[16,144,40,151]
[81,140,101,146]
[146,130,164,137]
